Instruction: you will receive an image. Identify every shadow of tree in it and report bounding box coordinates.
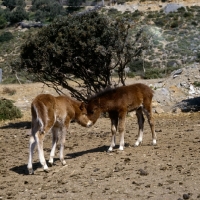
[0,121,31,129]
[175,96,200,112]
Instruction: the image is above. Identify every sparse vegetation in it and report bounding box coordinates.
[193,81,200,87]
[2,87,16,95]
[19,11,150,101]
[0,1,200,85]
[0,98,22,121]
[0,31,13,42]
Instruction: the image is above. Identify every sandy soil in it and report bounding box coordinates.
[0,83,200,200]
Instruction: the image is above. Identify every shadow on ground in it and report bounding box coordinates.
[0,121,31,129]
[10,162,40,175]
[175,96,200,112]
[10,145,108,175]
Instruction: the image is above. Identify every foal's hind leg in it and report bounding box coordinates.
[58,118,70,165]
[35,120,54,172]
[27,124,38,174]
[108,111,118,152]
[35,130,49,172]
[143,104,157,146]
[48,127,59,166]
[135,107,145,147]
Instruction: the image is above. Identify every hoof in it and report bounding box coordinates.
[134,141,142,147]
[118,146,124,151]
[152,139,157,146]
[107,147,113,152]
[28,168,34,175]
[44,168,49,173]
[48,161,53,167]
[62,160,67,166]
[43,164,49,172]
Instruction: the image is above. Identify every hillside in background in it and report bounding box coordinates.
[0,0,200,83]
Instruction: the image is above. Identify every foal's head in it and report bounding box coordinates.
[76,102,93,127]
[86,98,102,124]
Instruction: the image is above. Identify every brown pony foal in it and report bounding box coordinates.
[27,94,92,174]
[86,83,156,151]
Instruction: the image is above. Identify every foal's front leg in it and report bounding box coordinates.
[59,127,67,165]
[143,106,157,146]
[134,107,145,147]
[118,111,126,151]
[108,111,118,152]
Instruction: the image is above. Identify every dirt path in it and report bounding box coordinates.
[0,111,200,200]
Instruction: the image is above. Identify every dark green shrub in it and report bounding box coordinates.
[193,81,200,87]
[132,10,142,18]
[2,0,17,10]
[0,8,10,29]
[191,21,198,26]
[0,32,13,42]
[9,6,29,24]
[117,0,126,4]
[183,11,193,18]
[0,98,22,121]
[154,18,166,27]
[143,68,164,79]
[170,21,179,28]
[66,6,84,14]
[128,59,144,72]
[127,72,135,78]
[147,13,155,18]
[196,52,200,62]
[177,7,186,13]
[31,0,65,21]
[0,16,7,29]
[108,8,120,15]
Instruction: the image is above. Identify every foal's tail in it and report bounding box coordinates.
[31,101,48,134]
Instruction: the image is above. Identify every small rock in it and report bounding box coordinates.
[155,107,164,114]
[183,193,190,199]
[172,107,182,113]
[171,68,183,77]
[138,168,148,176]
[41,194,47,199]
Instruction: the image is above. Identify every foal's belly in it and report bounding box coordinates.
[127,104,143,112]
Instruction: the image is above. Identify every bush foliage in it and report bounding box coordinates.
[0,98,22,121]
[19,11,148,101]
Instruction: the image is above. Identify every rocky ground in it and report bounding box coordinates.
[1,71,200,199]
[105,0,200,12]
[0,105,200,200]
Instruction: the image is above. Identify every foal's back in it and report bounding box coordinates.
[121,83,153,110]
[116,83,153,100]
[31,94,78,127]
[97,83,153,112]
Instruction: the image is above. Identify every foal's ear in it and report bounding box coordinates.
[80,102,86,111]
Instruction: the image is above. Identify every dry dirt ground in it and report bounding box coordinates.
[0,83,200,200]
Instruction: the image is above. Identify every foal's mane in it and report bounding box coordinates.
[88,87,117,100]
